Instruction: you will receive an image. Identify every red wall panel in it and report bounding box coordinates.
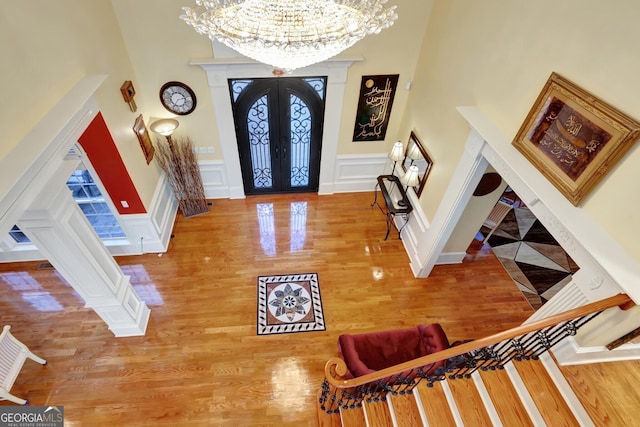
[78,113,146,214]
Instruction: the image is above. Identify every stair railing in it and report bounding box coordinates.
[319,293,634,414]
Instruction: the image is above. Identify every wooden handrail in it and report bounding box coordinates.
[324,293,633,388]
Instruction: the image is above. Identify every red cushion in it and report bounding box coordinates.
[337,324,450,378]
[418,324,450,354]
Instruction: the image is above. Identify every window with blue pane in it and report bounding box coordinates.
[66,168,125,240]
[9,168,125,244]
[8,225,30,243]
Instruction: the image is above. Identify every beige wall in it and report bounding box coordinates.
[111,0,433,159]
[2,0,432,210]
[5,1,638,265]
[0,0,161,209]
[403,0,640,262]
[444,169,507,253]
[331,0,434,155]
[110,0,219,160]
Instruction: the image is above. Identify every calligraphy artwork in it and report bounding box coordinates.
[529,97,612,181]
[513,73,640,206]
[352,74,399,141]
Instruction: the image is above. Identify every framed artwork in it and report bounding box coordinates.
[401,131,433,197]
[352,74,399,141]
[133,115,155,164]
[513,72,640,206]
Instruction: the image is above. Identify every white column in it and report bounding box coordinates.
[18,184,150,337]
[414,129,488,277]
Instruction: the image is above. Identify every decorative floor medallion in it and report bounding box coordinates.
[257,273,325,335]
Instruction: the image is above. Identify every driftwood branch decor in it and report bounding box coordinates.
[155,136,209,218]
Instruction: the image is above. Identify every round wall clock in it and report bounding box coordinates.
[159,81,197,115]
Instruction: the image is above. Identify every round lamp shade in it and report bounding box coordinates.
[401,165,420,187]
[406,142,424,161]
[150,118,180,136]
[388,141,404,161]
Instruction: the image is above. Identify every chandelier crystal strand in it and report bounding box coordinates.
[181,0,398,71]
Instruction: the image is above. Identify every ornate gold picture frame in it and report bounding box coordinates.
[512,72,640,206]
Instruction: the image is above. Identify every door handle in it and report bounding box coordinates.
[274,144,279,160]
[281,137,287,160]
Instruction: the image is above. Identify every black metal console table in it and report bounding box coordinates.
[371,175,412,240]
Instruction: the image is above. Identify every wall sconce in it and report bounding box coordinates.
[150,118,179,147]
[388,141,404,175]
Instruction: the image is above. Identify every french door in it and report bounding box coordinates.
[229,77,326,195]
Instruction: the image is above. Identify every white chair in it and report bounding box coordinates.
[482,200,513,243]
[0,325,47,405]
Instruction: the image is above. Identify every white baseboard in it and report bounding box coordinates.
[553,336,640,365]
[436,252,466,265]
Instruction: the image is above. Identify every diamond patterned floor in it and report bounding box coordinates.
[481,206,580,310]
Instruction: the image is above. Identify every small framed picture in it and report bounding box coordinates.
[133,115,155,164]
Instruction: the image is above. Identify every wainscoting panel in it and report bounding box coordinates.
[332,154,389,193]
[199,160,229,199]
[195,154,394,196]
[117,172,178,255]
[0,172,178,261]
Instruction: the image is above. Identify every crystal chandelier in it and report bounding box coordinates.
[181,0,398,71]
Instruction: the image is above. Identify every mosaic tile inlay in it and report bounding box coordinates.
[257,273,325,335]
[483,206,580,309]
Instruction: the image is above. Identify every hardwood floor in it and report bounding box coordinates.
[0,192,637,425]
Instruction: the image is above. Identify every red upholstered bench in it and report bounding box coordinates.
[337,324,450,380]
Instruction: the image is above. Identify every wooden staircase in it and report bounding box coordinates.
[317,295,634,426]
[318,352,591,426]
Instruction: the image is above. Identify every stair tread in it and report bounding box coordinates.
[389,392,423,426]
[479,367,534,426]
[448,376,493,426]
[363,399,394,427]
[340,406,367,427]
[316,389,342,427]
[416,381,457,427]
[514,358,580,426]
[317,407,342,427]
